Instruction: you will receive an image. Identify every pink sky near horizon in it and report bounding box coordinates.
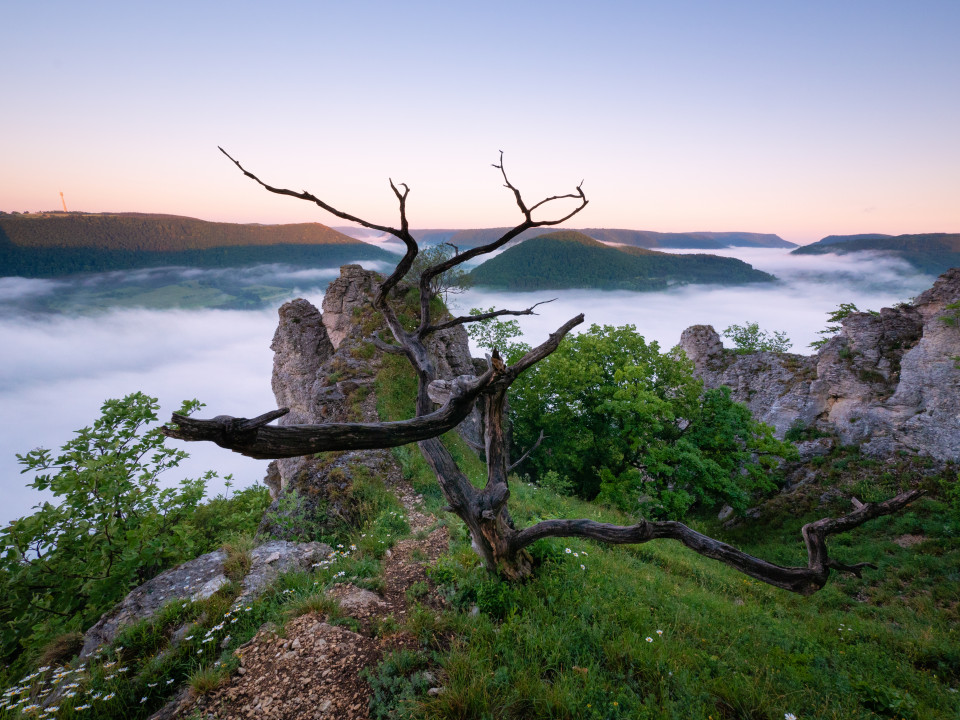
[2,2,958,247]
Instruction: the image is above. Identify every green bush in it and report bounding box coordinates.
[510,325,796,516]
[0,393,269,673]
[723,321,792,353]
[0,394,213,666]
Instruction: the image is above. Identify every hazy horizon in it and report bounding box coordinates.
[4,210,955,248]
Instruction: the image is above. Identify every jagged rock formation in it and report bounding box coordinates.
[260,264,481,536]
[80,540,332,658]
[680,268,960,460]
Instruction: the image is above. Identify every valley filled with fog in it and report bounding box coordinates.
[0,248,936,525]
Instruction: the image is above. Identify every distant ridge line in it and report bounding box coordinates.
[333,226,796,249]
[0,212,363,252]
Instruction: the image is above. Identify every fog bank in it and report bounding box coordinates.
[0,249,938,525]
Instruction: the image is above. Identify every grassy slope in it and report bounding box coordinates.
[792,234,960,275]
[375,353,960,720]
[468,231,775,291]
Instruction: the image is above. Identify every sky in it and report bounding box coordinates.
[2,1,959,244]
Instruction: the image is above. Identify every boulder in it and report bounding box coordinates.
[80,540,332,658]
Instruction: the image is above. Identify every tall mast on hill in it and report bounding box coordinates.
[60,191,68,212]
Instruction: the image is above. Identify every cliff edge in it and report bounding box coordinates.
[680,268,960,460]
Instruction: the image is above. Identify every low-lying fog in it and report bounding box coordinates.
[0,248,935,525]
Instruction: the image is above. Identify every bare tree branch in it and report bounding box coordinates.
[507,430,546,473]
[218,147,418,306]
[509,490,924,595]
[420,299,556,337]
[498,314,585,384]
[186,149,923,593]
[162,371,493,459]
[415,153,588,333]
[369,331,406,355]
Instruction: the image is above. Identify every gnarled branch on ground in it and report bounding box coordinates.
[509,490,923,595]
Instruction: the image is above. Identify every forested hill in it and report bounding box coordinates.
[335,226,796,249]
[791,233,960,275]
[0,212,392,277]
[468,231,776,290]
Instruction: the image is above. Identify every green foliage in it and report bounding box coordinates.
[940,300,960,329]
[468,232,775,291]
[783,419,832,443]
[809,302,877,350]
[510,325,795,516]
[0,394,271,672]
[363,649,436,719]
[722,321,792,353]
[539,470,575,496]
[466,307,531,364]
[0,394,214,663]
[405,243,472,301]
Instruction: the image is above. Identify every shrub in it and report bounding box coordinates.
[723,321,792,353]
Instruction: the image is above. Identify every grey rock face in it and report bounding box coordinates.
[320,264,379,350]
[271,298,335,422]
[266,265,483,499]
[681,268,960,460]
[239,541,333,601]
[80,540,332,658]
[679,325,820,434]
[261,264,483,537]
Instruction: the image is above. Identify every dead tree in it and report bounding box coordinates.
[164,151,922,592]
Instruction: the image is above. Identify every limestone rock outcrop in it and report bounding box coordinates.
[80,541,332,658]
[260,264,482,537]
[680,268,960,461]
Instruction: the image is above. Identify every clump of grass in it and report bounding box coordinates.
[188,664,230,695]
[221,534,256,583]
[363,648,436,720]
[284,593,341,621]
[37,631,84,669]
[406,581,429,601]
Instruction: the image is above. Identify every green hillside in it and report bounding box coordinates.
[792,233,960,274]
[0,212,394,277]
[378,227,795,249]
[0,212,362,251]
[468,231,776,290]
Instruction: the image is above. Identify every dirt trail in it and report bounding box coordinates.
[173,479,447,720]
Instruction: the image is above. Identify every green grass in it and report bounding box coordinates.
[390,479,959,720]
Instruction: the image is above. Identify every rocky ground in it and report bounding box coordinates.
[171,477,448,720]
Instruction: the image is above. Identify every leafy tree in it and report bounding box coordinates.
[509,324,795,516]
[406,243,472,301]
[723,321,792,353]
[466,308,531,364]
[0,393,223,663]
